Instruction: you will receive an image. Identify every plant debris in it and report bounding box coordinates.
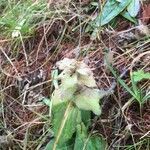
[0,0,150,149]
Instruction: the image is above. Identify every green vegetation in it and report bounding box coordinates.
[0,0,149,149]
[0,0,49,37]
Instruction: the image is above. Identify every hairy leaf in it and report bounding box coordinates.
[77,67,97,87]
[51,74,78,106]
[74,88,101,115]
[56,58,76,70]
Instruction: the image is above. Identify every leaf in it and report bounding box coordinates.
[121,10,137,23]
[52,102,81,147]
[52,58,103,115]
[74,123,107,150]
[42,98,51,106]
[74,123,88,150]
[84,136,107,150]
[12,19,26,38]
[115,0,123,2]
[77,68,97,87]
[132,70,150,82]
[91,2,99,7]
[74,88,101,115]
[56,58,76,70]
[51,74,78,106]
[51,69,59,89]
[95,0,131,26]
[56,58,97,88]
[60,74,78,101]
[127,0,140,17]
[131,70,150,104]
[45,139,74,150]
[81,110,91,127]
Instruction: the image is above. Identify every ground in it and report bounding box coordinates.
[0,0,150,150]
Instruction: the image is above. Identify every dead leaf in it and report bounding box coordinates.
[137,20,150,36]
[141,4,150,24]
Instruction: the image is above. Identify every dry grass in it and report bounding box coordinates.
[0,0,150,149]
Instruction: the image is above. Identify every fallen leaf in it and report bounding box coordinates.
[141,4,150,24]
[137,20,150,36]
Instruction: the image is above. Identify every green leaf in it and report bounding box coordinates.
[52,102,81,147]
[115,0,123,2]
[85,136,107,150]
[127,0,140,17]
[121,10,137,23]
[60,74,78,101]
[12,18,26,38]
[95,0,131,26]
[132,70,150,82]
[42,98,51,106]
[74,123,88,150]
[91,2,99,7]
[74,88,101,115]
[45,139,74,150]
[131,70,150,104]
[74,123,107,150]
[51,69,59,89]
[81,110,91,127]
